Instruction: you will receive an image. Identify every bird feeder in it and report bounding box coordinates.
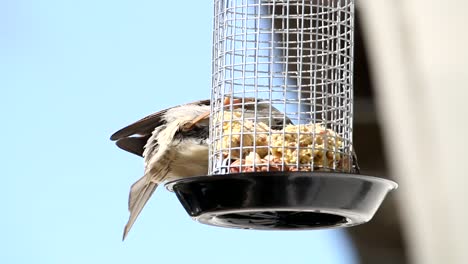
[167,0,397,229]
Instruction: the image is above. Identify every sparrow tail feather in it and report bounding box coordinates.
[122,175,158,241]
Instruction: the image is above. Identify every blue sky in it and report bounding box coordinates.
[1,1,357,263]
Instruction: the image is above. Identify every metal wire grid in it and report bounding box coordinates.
[210,0,355,175]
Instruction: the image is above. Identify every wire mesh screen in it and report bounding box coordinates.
[210,0,355,175]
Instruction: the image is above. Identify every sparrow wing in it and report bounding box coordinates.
[110,99,211,156]
[115,136,150,157]
[110,112,167,141]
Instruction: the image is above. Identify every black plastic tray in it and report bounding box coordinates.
[166,172,397,230]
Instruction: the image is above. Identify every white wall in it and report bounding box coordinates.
[358,1,468,263]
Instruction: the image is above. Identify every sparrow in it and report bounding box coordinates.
[110,97,288,240]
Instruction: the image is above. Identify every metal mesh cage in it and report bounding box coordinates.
[209,0,355,175]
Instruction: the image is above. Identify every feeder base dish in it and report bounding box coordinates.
[166,172,397,230]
